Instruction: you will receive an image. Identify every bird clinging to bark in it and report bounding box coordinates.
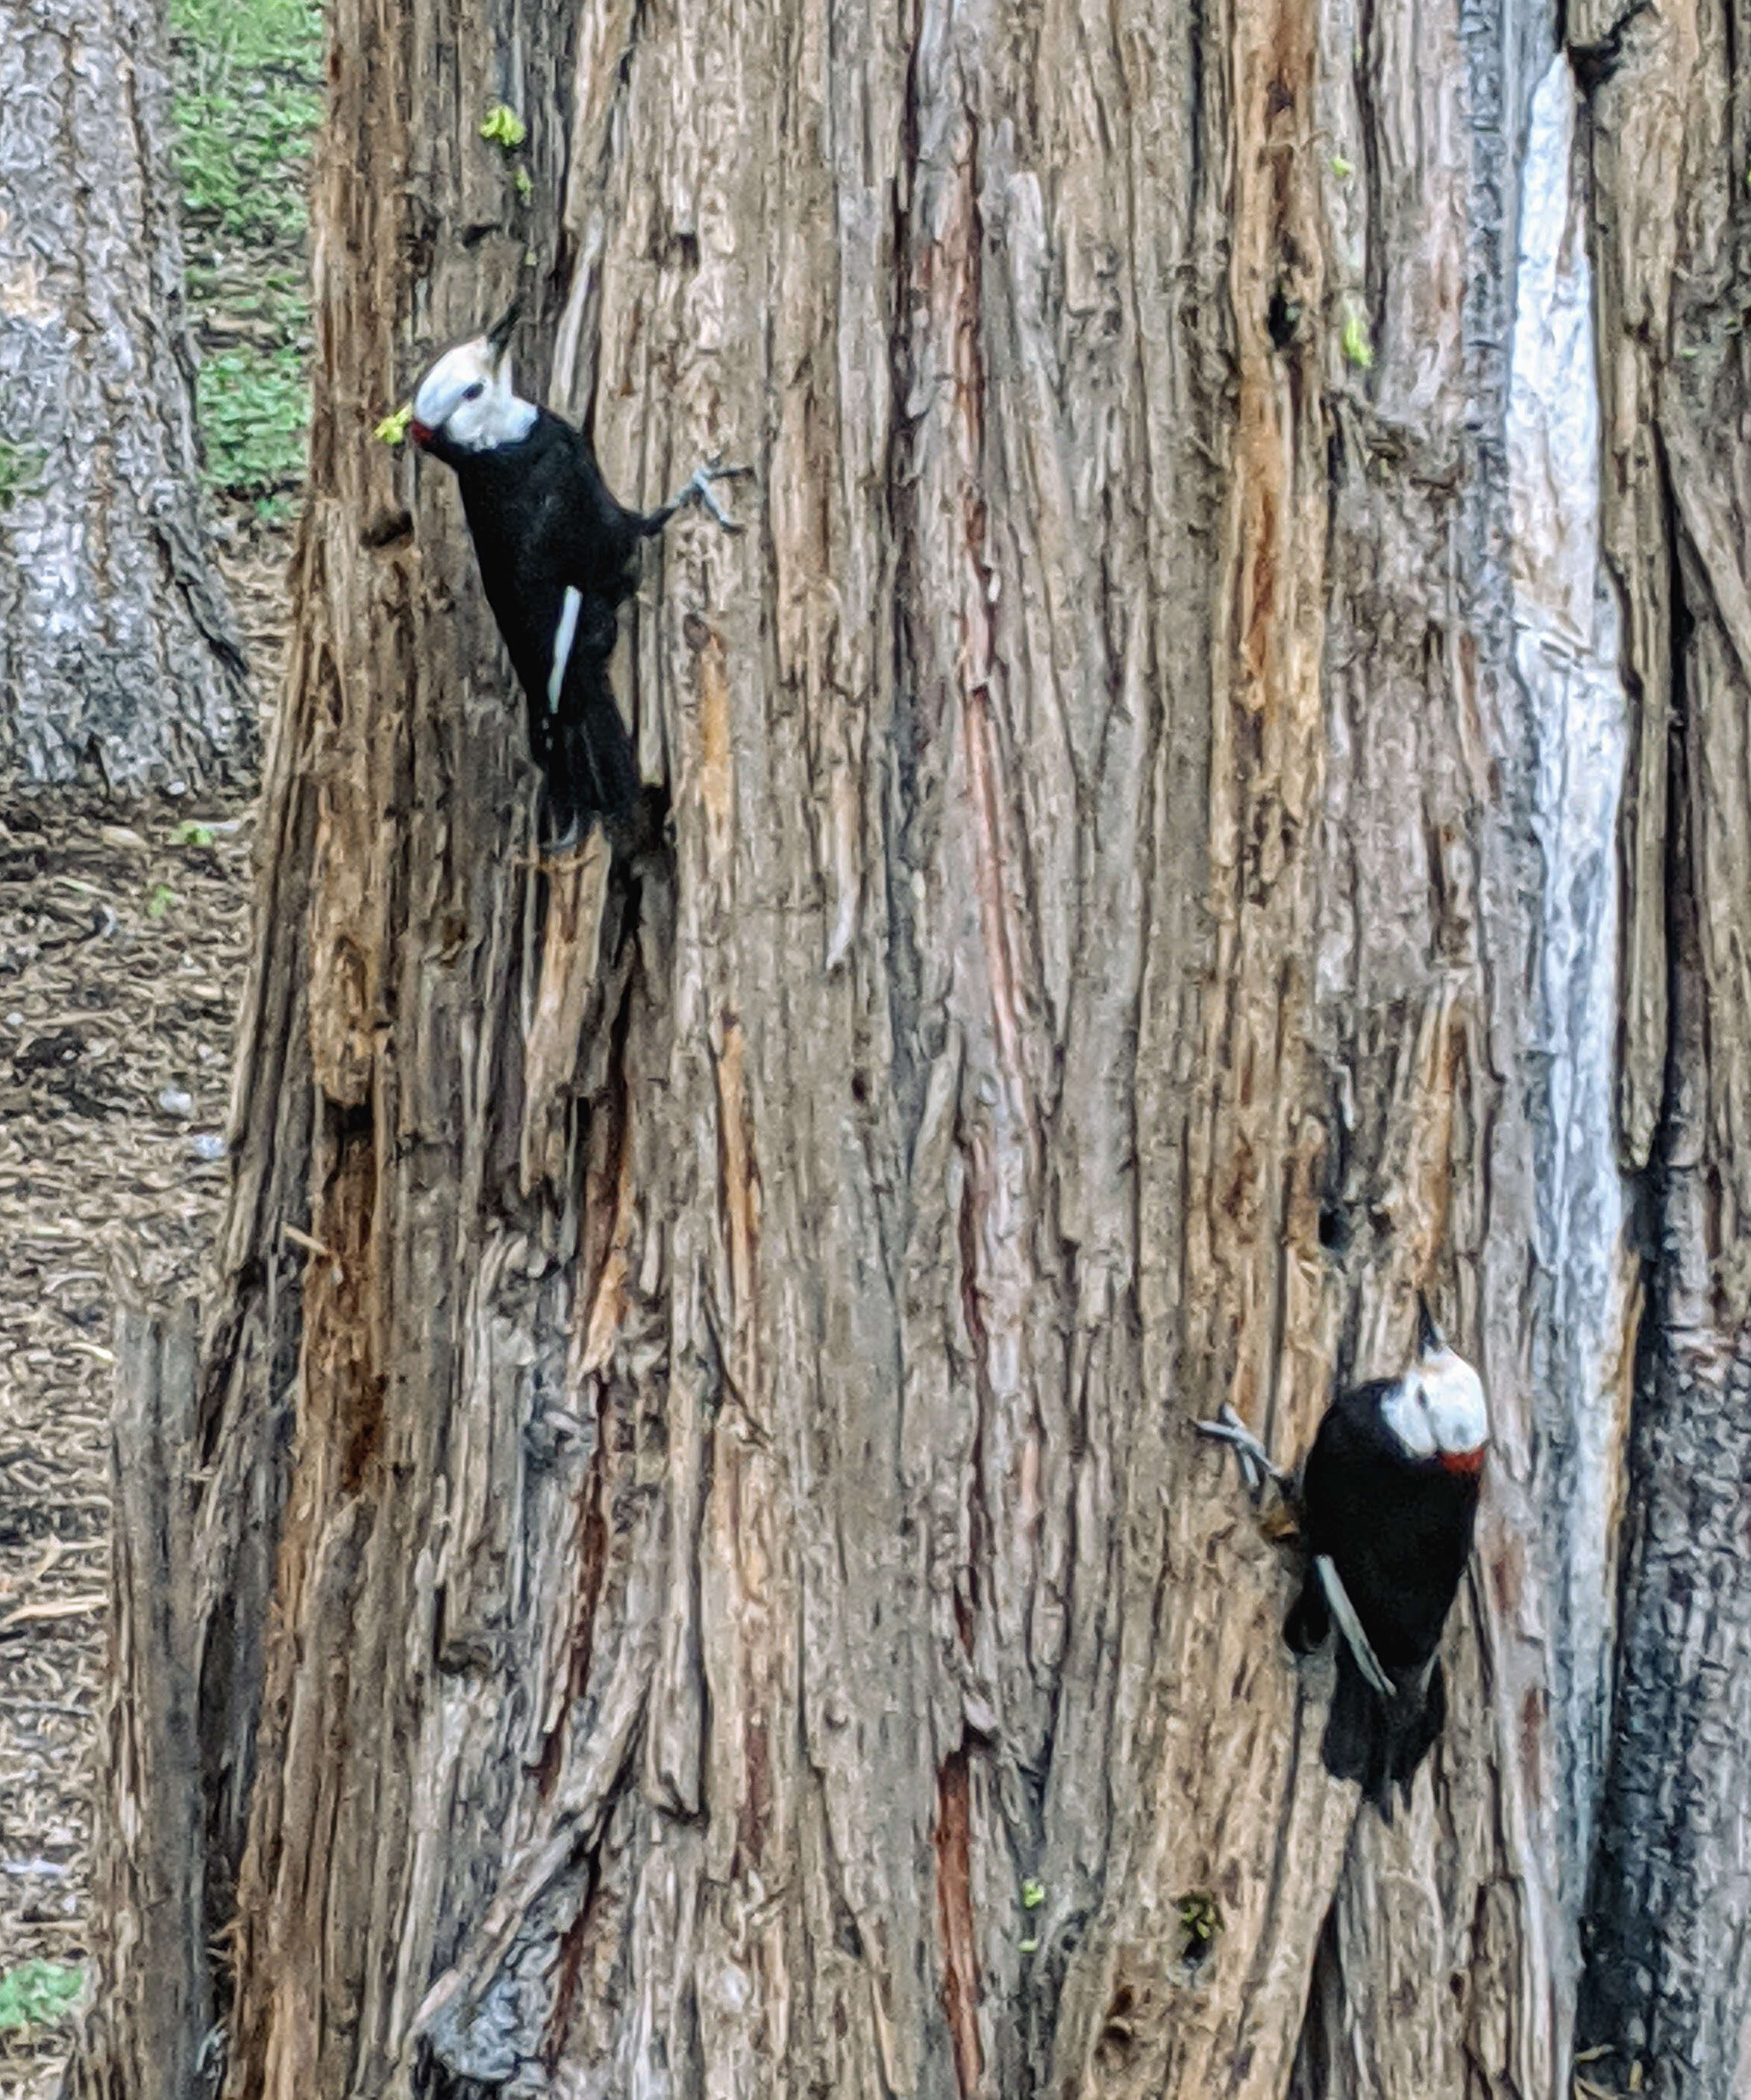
[409,302,748,850]
[1198,1294,1489,1820]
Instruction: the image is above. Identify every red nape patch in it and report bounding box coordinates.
[1439,1444,1487,1476]
[410,421,433,448]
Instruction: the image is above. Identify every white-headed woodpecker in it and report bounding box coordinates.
[1199,1294,1490,1819]
[410,303,746,849]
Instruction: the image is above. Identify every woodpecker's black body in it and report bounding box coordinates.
[1285,1378,1484,1818]
[427,407,649,843]
[411,304,744,847]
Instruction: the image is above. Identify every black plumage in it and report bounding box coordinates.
[1285,1377,1484,1820]
[424,407,652,845]
[411,304,744,847]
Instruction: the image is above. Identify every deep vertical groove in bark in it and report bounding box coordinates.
[936,1748,983,2096]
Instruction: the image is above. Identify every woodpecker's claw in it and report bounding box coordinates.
[1195,1405,1293,1498]
[657,460,754,534]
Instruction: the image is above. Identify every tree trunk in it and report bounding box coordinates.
[1572,0,1751,2085]
[0,0,249,791]
[76,1305,209,2100]
[72,0,1751,2094]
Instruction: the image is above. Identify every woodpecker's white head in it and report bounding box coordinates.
[410,304,536,454]
[1381,1294,1489,1473]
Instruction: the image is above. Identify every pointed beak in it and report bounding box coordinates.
[1415,1290,1444,1359]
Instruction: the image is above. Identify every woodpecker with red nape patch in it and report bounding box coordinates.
[410,303,748,850]
[1198,1294,1489,1820]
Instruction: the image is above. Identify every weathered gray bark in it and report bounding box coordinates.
[0,0,250,790]
[69,0,1751,2094]
[75,1306,209,2100]
[1572,0,1751,2082]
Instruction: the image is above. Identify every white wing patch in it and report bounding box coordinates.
[1315,1555,1397,1699]
[548,586,583,713]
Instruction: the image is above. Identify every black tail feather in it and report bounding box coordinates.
[548,700,640,839]
[533,649,642,847]
[1319,1645,1446,1822]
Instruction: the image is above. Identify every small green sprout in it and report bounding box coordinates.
[1018,1937,1039,1955]
[172,821,217,849]
[513,166,534,201]
[480,103,527,151]
[0,1959,84,2033]
[1341,304,1374,370]
[1329,152,1353,179]
[375,403,413,446]
[1176,1890,1223,1964]
[1021,1878,1045,1911]
[146,883,177,921]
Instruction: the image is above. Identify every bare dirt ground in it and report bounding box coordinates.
[0,542,286,2098]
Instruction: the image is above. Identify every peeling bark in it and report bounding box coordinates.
[0,0,250,790]
[72,1306,207,2100]
[1573,0,1751,2084]
[72,0,1751,2093]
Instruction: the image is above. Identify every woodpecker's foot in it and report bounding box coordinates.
[1194,1405,1294,1499]
[654,460,754,533]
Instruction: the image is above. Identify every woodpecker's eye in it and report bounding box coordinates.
[464,383,484,401]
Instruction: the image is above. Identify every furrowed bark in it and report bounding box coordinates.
[72,1306,207,2100]
[0,0,249,790]
[1576,0,1751,2075]
[67,0,1751,2092]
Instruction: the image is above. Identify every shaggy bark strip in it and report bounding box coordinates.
[1574,0,1751,2084]
[69,1307,207,2100]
